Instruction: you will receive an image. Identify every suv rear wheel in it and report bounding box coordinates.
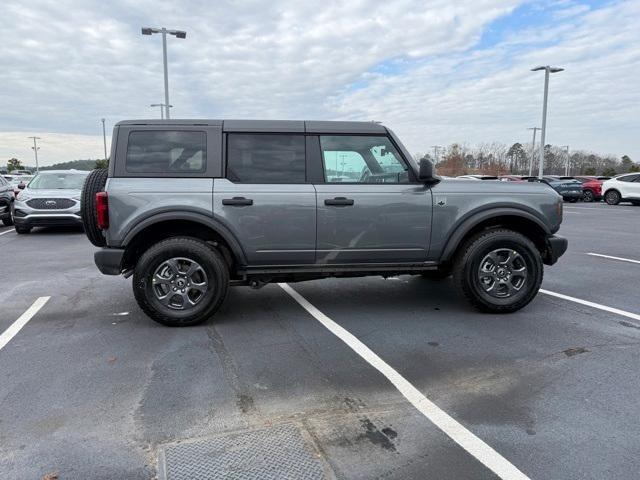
[582,189,595,202]
[604,190,621,205]
[133,237,229,326]
[453,229,543,313]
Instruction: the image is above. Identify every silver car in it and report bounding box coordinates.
[12,170,89,234]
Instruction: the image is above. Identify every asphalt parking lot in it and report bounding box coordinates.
[1,201,639,480]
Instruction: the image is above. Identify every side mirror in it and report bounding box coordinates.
[418,158,436,182]
[18,183,26,189]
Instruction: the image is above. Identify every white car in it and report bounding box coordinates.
[602,173,640,205]
[456,174,499,180]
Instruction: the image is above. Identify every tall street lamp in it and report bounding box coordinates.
[527,127,540,176]
[431,145,443,163]
[150,103,173,119]
[531,66,564,178]
[561,145,570,176]
[141,27,186,119]
[101,118,108,161]
[28,136,41,172]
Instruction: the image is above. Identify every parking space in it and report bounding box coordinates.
[1,205,639,479]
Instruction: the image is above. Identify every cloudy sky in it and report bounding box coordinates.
[1,0,638,166]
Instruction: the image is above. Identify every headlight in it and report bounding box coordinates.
[16,192,32,201]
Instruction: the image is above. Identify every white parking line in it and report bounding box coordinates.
[0,229,15,236]
[586,253,640,265]
[540,289,640,324]
[278,282,531,480]
[0,297,50,352]
[564,205,635,211]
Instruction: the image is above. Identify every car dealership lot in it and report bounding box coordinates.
[1,202,639,480]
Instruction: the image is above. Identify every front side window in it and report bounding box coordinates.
[227,134,305,183]
[320,136,409,183]
[126,131,206,173]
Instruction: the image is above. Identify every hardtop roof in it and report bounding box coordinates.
[114,119,387,134]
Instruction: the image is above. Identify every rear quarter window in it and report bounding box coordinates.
[126,131,206,173]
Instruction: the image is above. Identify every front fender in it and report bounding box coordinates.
[435,205,551,263]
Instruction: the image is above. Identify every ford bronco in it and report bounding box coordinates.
[81,120,567,326]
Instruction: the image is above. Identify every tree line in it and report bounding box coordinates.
[415,143,639,177]
[3,158,108,172]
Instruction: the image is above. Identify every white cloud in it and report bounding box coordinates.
[329,1,640,159]
[0,0,638,164]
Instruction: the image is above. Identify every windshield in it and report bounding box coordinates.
[28,172,88,189]
[9,175,33,185]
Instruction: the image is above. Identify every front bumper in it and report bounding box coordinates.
[95,248,125,275]
[13,213,83,227]
[560,191,582,200]
[544,234,568,265]
[12,201,82,227]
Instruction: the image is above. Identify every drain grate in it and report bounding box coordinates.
[159,423,332,480]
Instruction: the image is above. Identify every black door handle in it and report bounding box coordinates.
[222,197,253,206]
[324,197,354,206]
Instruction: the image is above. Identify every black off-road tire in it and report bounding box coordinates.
[15,225,31,234]
[81,168,108,247]
[604,190,621,205]
[452,228,543,313]
[2,215,13,226]
[133,237,229,327]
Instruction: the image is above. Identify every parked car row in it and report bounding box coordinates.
[451,173,640,205]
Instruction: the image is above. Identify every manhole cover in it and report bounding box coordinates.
[158,423,333,480]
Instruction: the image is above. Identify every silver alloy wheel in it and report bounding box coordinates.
[152,257,209,310]
[605,191,619,205]
[477,248,527,298]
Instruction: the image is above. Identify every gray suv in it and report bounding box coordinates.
[13,170,89,233]
[82,119,567,326]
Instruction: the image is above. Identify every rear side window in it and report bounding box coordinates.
[618,174,640,182]
[226,134,305,183]
[126,131,206,173]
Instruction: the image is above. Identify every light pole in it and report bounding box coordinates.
[531,66,564,178]
[101,118,108,160]
[561,145,570,175]
[142,27,186,119]
[431,145,443,163]
[527,127,540,176]
[28,136,41,172]
[150,103,173,119]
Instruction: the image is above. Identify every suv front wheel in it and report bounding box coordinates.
[453,229,543,313]
[133,237,229,326]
